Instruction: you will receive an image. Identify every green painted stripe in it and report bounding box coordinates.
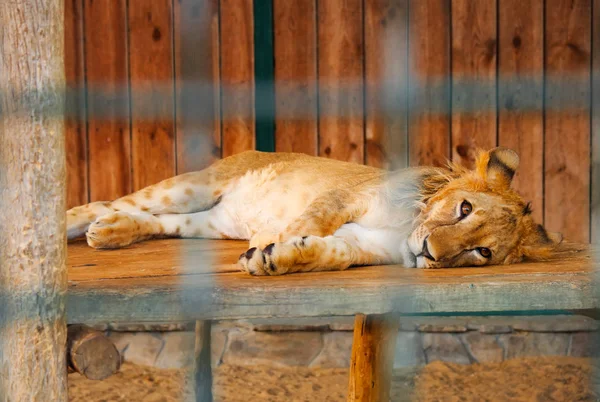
[253,0,276,152]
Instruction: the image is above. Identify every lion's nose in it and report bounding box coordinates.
[422,237,435,261]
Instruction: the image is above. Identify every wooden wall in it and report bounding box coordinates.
[65,0,599,244]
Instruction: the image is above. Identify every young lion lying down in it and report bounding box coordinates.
[67,147,563,275]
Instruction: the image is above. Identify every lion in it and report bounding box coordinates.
[66,147,563,275]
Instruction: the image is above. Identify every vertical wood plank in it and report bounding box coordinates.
[253,0,275,152]
[318,0,365,164]
[273,0,318,155]
[451,0,497,168]
[0,1,68,398]
[212,0,222,160]
[408,0,451,167]
[347,314,400,402]
[65,0,88,208]
[174,0,219,173]
[85,0,131,201]
[129,0,176,190]
[544,0,591,243]
[194,321,213,402]
[498,0,544,223]
[593,0,600,242]
[220,0,255,157]
[365,0,409,169]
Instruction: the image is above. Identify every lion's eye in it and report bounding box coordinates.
[460,201,472,218]
[478,247,492,258]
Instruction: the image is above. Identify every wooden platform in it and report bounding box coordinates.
[67,239,600,324]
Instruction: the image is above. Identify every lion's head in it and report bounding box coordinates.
[408,147,563,269]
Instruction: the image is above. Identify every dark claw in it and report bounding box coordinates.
[301,236,308,245]
[244,247,257,259]
[263,243,275,255]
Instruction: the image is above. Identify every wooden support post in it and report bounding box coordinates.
[194,320,213,402]
[67,324,121,380]
[0,0,67,400]
[348,313,400,402]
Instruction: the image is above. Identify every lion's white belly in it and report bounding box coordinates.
[208,166,320,239]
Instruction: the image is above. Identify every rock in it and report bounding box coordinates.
[394,331,425,368]
[106,322,195,332]
[422,333,471,365]
[477,325,513,334]
[461,332,504,363]
[222,330,323,367]
[107,331,134,354]
[211,324,230,367]
[511,315,599,332]
[418,323,468,333]
[310,332,353,368]
[570,332,600,357]
[248,316,355,332]
[154,332,195,369]
[120,332,164,367]
[499,332,570,359]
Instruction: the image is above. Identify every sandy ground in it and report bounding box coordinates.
[68,357,599,402]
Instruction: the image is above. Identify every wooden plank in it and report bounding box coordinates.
[544,0,591,243]
[451,0,497,168]
[84,0,131,201]
[273,0,318,155]
[65,240,596,323]
[174,0,220,173]
[497,0,544,224]
[364,0,408,169]
[591,0,600,243]
[194,321,213,402]
[318,0,364,164]
[220,0,255,157]
[347,314,399,402]
[129,0,176,190]
[0,0,68,397]
[253,0,275,152]
[64,0,88,208]
[408,0,451,167]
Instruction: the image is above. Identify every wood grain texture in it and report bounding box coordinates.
[220,0,255,157]
[194,321,213,402]
[85,0,131,201]
[129,0,176,190]
[66,239,596,323]
[593,0,600,243]
[544,0,591,243]
[65,0,88,208]
[408,0,451,167]
[498,0,544,224]
[347,314,400,402]
[0,1,68,398]
[318,0,364,163]
[364,0,408,169]
[174,0,219,174]
[67,324,121,380]
[273,0,318,155]
[451,0,497,168]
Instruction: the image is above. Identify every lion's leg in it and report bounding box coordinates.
[85,208,237,249]
[249,189,369,249]
[239,223,403,276]
[67,169,227,240]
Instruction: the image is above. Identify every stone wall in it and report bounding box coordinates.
[96,315,599,370]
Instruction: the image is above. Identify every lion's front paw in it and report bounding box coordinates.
[238,236,315,276]
[86,211,141,249]
[249,230,283,249]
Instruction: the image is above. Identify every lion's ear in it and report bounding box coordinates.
[475,147,520,188]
